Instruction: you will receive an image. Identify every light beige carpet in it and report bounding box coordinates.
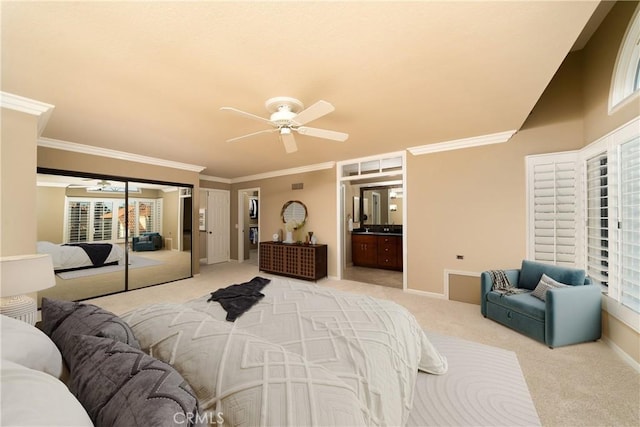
[85,262,640,427]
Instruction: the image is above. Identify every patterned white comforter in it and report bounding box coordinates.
[123,278,448,426]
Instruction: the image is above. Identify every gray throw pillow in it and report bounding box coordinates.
[531,274,571,301]
[66,335,200,427]
[40,298,140,365]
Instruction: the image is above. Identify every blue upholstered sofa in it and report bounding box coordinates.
[132,232,163,252]
[481,260,602,348]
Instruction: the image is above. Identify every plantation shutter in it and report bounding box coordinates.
[586,152,610,287]
[527,152,577,266]
[619,137,640,312]
[92,201,114,241]
[152,199,162,234]
[66,201,90,243]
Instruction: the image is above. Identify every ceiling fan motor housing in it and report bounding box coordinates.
[266,96,304,127]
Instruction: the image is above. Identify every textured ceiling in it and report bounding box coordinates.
[1,1,600,179]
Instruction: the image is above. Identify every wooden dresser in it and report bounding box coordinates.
[259,242,328,281]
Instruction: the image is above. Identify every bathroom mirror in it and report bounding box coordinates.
[360,186,403,225]
[281,200,307,227]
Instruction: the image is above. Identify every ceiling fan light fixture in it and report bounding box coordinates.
[280,127,292,135]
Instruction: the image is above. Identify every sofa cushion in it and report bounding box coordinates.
[531,274,571,301]
[518,260,586,290]
[486,291,545,321]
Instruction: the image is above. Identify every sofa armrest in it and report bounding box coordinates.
[480,269,520,317]
[545,284,602,348]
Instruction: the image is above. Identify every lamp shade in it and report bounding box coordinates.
[0,254,56,297]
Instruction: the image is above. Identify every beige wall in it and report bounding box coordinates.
[161,189,179,249]
[37,146,202,274]
[1,108,39,257]
[229,168,337,275]
[36,186,66,243]
[406,51,585,295]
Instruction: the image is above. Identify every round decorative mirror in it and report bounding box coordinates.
[281,200,307,228]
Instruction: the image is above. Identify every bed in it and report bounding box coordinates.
[19,276,447,426]
[37,241,124,272]
[123,277,449,426]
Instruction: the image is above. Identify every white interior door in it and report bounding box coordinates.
[206,189,230,264]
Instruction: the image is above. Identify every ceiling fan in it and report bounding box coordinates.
[67,179,121,192]
[220,97,348,153]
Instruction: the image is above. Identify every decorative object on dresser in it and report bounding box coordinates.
[281,199,307,243]
[259,241,327,281]
[0,254,55,325]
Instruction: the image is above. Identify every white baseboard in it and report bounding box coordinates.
[602,336,640,373]
[404,288,446,299]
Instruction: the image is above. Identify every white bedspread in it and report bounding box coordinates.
[37,241,123,271]
[123,278,447,426]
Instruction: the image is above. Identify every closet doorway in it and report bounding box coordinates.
[237,188,260,266]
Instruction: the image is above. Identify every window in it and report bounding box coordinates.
[618,137,640,312]
[586,152,610,287]
[526,152,578,266]
[526,118,640,319]
[339,153,404,181]
[609,4,640,112]
[65,197,162,243]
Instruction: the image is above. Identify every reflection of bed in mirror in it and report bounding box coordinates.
[36,171,194,307]
[37,241,124,272]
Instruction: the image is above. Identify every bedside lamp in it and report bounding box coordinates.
[0,254,55,325]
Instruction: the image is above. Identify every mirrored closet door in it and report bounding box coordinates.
[36,170,193,306]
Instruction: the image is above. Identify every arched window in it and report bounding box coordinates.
[609,4,640,113]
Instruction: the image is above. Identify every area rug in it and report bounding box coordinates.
[408,332,541,427]
[56,255,163,279]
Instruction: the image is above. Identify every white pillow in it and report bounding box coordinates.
[531,273,571,301]
[0,359,93,427]
[0,314,64,378]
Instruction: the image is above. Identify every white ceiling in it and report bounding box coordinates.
[1,1,602,179]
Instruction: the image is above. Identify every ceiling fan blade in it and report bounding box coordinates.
[296,126,349,142]
[226,128,276,143]
[291,100,335,126]
[280,130,298,153]
[220,107,273,125]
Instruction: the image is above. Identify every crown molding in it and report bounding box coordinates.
[407,129,517,156]
[38,137,206,173]
[0,91,55,136]
[199,175,232,184]
[229,161,336,184]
